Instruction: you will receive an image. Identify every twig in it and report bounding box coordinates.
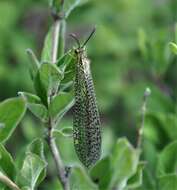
[47,118,70,190]
[58,20,66,58]
[0,171,21,190]
[47,3,70,189]
[137,87,151,148]
[51,20,60,64]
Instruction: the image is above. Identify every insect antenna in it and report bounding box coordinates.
[69,33,81,48]
[81,27,96,48]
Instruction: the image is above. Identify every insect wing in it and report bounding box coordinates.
[73,53,101,168]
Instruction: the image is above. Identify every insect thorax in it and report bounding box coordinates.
[75,47,90,75]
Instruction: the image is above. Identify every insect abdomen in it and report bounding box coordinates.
[73,55,101,168]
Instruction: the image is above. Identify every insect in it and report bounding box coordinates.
[70,28,101,168]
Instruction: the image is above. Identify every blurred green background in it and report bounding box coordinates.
[0,0,177,189]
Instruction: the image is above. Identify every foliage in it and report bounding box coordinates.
[0,0,177,190]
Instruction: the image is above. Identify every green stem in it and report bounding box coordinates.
[0,171,21,190]
[58,20,66,58]
[51,19,61,64]
[137,87,151,149]
[47,118,70,190]
[47,4,70,190]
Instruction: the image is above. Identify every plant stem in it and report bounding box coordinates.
[47,118,70,190]
[137,87,151,148]
[51,20,60,64]
[0,171,21,190]
[47,8,70,190]
[58,20,66,58]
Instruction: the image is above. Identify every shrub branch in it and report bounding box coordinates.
[47,117,70,190]
[0,171,21,190]
[46,2,70,189]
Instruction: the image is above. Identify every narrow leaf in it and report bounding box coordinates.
[41,28,52,62]
[34,72,48,107]
[26,49,40,80]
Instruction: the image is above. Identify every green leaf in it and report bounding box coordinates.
[147,112,177,141]
[50,0,88,18]
[53,127,73,138]
[26,139,47,186]
[18,92,41,104]
[157,140,177,177]
[18,92,48,122]
[63,0,89,18]
[110,138,139,190]
[39,63,63,94]
[57,50,75,71]
[139,168,156,190]
[26,49,40,80]
[0,98,26,143]
[34,63,63,106]
[26,138,46,162]
[34,72,48,107]
[41,23,66,63]
[57,50,76,86]
[90,156,112,190]
[61,127,73,136]
[20,153,47,190]
[127,161,146,189]
[0,144,15,180]
[169,42,177,55]
[70,166,98,190]
[41,27,52,62]
[60,81,74,93]
[158,174,177,190]
[49,92,74,122]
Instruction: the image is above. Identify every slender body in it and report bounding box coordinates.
[73,46,101,168]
